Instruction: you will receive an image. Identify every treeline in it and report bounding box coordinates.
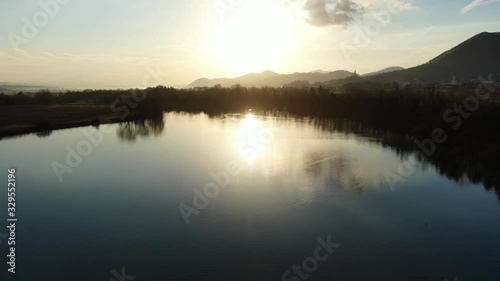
[1,84,499,142]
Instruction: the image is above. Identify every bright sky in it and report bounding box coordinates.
[0,0,499,89]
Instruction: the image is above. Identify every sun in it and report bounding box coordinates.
[207,0,297,75]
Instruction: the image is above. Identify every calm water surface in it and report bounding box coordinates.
[1,112,499,281]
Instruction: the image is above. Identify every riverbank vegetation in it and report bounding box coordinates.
[2,84,499,143]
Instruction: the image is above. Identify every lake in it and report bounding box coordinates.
[1,112,499,281]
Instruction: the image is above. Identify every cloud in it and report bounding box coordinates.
[302,0,364,27]
[392,0,413,11]
[360,0,414,12]
[276,0,414,28]
[461,0,500,14]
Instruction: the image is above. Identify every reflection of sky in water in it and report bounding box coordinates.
[0,112,499,281]
[226,113,412,203]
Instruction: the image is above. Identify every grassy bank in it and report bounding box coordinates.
[0,104,129,139]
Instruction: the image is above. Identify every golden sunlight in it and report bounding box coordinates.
[235,113,264,164]
[208,0,297,74]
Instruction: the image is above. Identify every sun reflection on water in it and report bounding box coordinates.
[235,113,265,165]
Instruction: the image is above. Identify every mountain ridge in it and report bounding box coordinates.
[363,67,405,76]
[190,32,500,89]
[361,32,500,84]
[186,70,354,88]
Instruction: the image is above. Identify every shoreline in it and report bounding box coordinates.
[0,118,125,140]
[0,104,151,140]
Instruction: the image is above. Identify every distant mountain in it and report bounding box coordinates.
[186,70,353,88]
[187,77,233,88]
[311,69,330,74]
[0,82,49,89]
[363,66,404,76]
[187,71,278,88]
[321,32,500,87]
[0,82,55,94]
[368,32,500,83]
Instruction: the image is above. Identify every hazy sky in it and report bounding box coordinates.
[1,0,499,88]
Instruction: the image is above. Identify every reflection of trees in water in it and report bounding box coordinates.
[421,147,500,200]
[305,117,500,201]
[35,130,52,138]
[205,112,500,201]
[116,117,165,143]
